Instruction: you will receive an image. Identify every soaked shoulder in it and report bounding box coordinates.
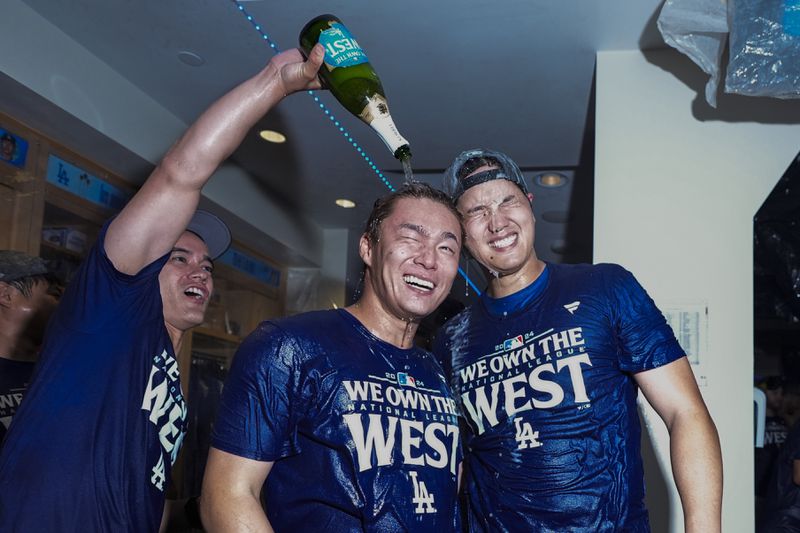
[550,261,630,284]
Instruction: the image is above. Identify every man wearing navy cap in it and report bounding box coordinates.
[434,148,723,532]
[0,250,61,445]
[0,44,326,532]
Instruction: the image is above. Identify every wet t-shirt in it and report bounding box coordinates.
[0,222,186,532]
[0,359,36,445]
[434,263,685,532]
[212,309,462,531]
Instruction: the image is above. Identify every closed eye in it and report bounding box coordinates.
[500,195,521,208]
[465,207,489,219]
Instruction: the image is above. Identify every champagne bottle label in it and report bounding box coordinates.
[360,94,409,154]
[358,93,390,123]
[318,23,369,69]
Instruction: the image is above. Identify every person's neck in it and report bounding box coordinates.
[0,331,38,362]
[345,294,419,350]
[488,257,546,299]
[164,322,186,354]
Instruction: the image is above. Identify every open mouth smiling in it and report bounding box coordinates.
[490,234,517,249]
[403,275,434,292]
[184,286,207,302]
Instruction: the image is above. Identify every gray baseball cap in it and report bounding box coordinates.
[443,148,530,203]
[186,210,231,260]
[0,250,50,282]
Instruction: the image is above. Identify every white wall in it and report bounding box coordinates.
[595,49,800,532]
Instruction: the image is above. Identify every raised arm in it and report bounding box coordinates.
[105,45,324,275]
[635,357,722,533]
[200,447,274,532]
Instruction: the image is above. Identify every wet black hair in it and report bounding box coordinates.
[363,182,463,244]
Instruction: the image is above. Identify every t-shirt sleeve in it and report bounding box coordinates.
[53,219,168,333]
[607,265,686,373]
[211,322,304,462]
[789,424,800,462]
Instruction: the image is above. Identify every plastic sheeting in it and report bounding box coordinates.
[727,0,800,99]
[754,153,800,324]
[286,267,321,315]
[657,0,729,107]
[658,0,800,107]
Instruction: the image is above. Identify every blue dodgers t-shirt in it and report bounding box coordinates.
[212,309,462,531]
[763,421,800,526]
[0,358,36,444]
[0,222,186,532]
[434,263,685,533]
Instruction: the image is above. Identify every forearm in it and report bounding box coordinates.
[159,61,286,192]
[104,64,284,272]
[200,492,273,533]
[669,407,723,533]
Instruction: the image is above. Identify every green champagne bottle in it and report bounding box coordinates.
[299,14,411,162]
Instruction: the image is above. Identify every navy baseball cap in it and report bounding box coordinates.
[0,250,50,282]
[186,210,231,260]
[443,148,530,203]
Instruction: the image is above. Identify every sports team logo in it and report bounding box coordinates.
[397,372,417,388]
[503,335,524,351]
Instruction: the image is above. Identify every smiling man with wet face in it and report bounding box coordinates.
[0,45,325,532]
[434,148,723,533]
[202,183,464,532]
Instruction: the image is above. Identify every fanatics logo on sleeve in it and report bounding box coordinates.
[564,301,581,314]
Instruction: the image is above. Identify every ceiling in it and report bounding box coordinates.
[5,0,670,273]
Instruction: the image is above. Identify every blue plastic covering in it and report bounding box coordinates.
[658,0,800,106]
[657,0,728,107]
[727,0,800,99]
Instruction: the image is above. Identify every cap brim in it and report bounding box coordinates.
[186,210,231,260]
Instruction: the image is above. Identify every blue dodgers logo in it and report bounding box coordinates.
[397,372,417,388]
[319,22,369,68]
[503,335,524,351]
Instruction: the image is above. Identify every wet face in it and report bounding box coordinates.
[361,197,461,323]
[457,173,536,277]
[766,387,784,411]
[158,231,214,333]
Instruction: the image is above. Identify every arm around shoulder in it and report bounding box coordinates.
[635,357,722,533]
[200,447,275,532]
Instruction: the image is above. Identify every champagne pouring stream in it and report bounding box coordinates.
[235,3,482,297]
[300,15,413,184]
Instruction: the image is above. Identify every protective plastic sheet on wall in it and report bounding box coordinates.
[726,0,800,99]
[657,0,729,107]
[286,267,321,315]
[754,153,800,323]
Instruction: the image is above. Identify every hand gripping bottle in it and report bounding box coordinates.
[300,14,411,161]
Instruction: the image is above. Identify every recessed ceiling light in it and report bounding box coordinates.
[336,199,356,208]
[259,130,286,143]
[535,172,568,188]
[177,51,205,67]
